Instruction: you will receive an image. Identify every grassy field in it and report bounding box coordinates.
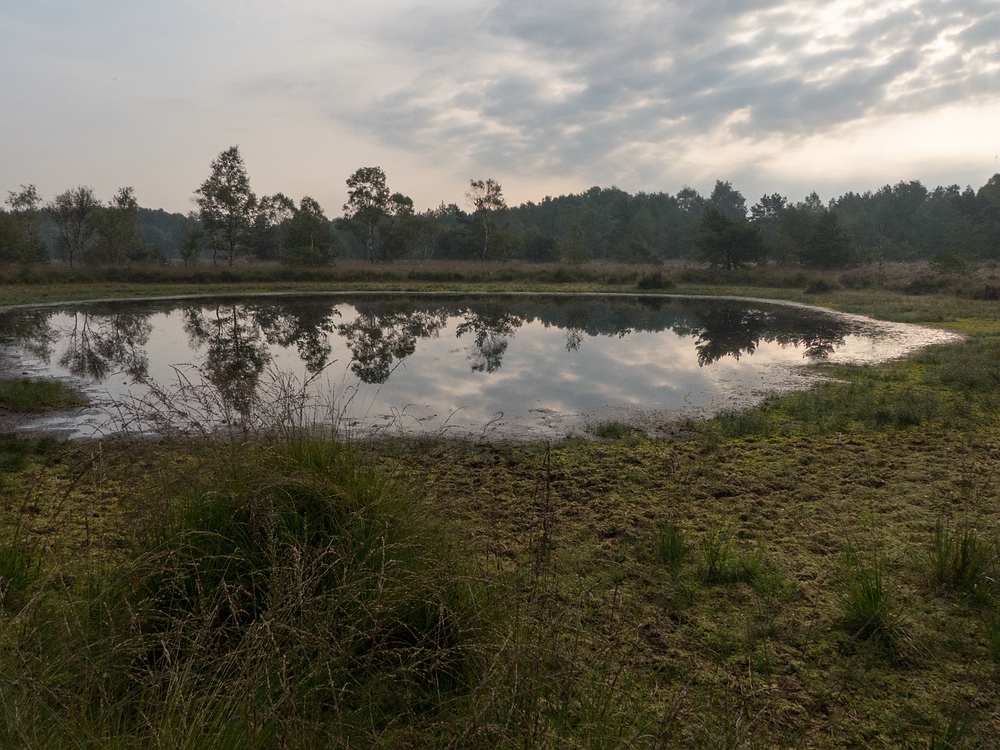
[2,263,1000,747]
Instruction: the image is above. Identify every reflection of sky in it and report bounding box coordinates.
[4,297,960,439]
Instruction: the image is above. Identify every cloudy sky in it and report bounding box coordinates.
[2,0,999,216]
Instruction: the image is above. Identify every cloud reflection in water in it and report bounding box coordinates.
[0,294,959,439]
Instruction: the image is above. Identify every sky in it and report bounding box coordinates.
[2,0,999,216]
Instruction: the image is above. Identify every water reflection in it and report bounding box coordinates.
[182,305,270,416]
[337,305,447,384]
[0,294,953,438]
[687,306,847,366]
[455,304,523,373]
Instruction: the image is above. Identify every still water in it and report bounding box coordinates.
[0,293,959,439]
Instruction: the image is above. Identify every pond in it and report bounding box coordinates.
[0,293,960,440]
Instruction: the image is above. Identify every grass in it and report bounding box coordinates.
[1,435,493,746]
[586,420,640,440]
[839,543,903,647]
[928,522,992,602]
[656,523,689,574]
[0,377,88,412]
[4,268,1000,746]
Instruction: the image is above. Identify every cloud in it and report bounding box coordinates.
[343,0,1000,190]
[2,0,997,212]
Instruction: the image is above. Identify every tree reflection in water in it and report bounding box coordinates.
[0,308,58,361]
[455,305,523,373]
[59,311,152,381]
[561,304,594,353]
[0,295,881,430]
[253,304,340,374]
[336,307,448,384]
[688,305,848,366]
[183,305,271,416]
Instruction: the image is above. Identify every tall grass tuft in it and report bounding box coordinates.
[0,435,489,746]
[839,545,903,647]
[928,521,991,603]
[0,532,39,613]
[712,407,779,438]
[657,523,690,575]
[702,529,735,584]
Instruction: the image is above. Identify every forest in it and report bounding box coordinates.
[2,145,999,270]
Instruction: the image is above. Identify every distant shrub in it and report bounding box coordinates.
[636,270,675,290]
[803,278,840,294]
[928,246,972,274]
[837,268,884,289]
[904,274,951,295]
[977,284,1000,301]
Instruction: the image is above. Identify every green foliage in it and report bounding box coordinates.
[520,228,559,263]
[6,171,1000,269]
[195,146,258,266]
[712,407,778,438]
[381,207,441,262]
[251,192,296,261]
[88,186,157,264]
[467,178,507,262]
[47,185,101,267]
[929,245,973,274]
[341,166,391,262]
[701,529,735,584]
[926,336,1000,395]
[281,196,342,266]
[804,277,841,294]
[780,380,942,434]
[800,210,854,269]
[3,185,49,264]
[696,208,765,270]
[558,224,592,265]
[0,436,32,474]
[635,269,675,289]
[708,180,747,221]
[178,213,203,264]
[140,206,193,260]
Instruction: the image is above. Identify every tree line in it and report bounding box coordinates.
[3,144,999,270]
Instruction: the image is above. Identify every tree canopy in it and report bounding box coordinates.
[195,146,257,266]
[467,178,507,261]
[341,167,391,263]
[696,208,765,270]
[6,161,1000,271]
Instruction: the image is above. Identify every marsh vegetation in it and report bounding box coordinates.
[2,269,1000,747]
